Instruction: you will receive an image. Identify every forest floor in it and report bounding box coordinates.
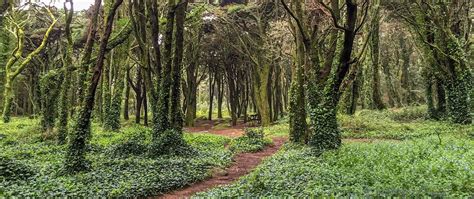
[156,120,287,198]
[184,120,247,137]
[159,136,286,198]
[163,120,400,198]
[194,107,473,197]
[2,107,472,197]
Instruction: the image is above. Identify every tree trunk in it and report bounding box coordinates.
[169,0,188,131]
[370,9,385,110]
[58,1,74,143]
[65,0,123,173]
[252,63,271,126]
[123,69,130,120]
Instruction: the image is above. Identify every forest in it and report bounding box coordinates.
[0,0,473,197]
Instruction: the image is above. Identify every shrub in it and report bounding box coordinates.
[149,129,195,157]
[228,128,271,153]
[245,128,264,139]
[388,106,427,122]
[108,134,148,157]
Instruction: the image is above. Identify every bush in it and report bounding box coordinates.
[149,129,194,157]
[108,134,148,157]
[0,156,34,181]
[228,128,271,153]
[388,106,427,122]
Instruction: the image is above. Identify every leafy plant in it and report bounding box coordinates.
[228,128,271,153]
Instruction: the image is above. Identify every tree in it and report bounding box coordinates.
[2,7,57,123]
[57,0,74,144]
[396,1,472,124]
[369,3,385,110]
[282,0,369,149]
[65,0,124,173]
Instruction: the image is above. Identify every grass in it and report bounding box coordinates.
[195,107,474,197]
[0,118,236,197]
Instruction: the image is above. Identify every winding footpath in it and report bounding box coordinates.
[159,121,287,199]
[157,121,394,198]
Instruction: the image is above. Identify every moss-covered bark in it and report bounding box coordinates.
[2,10,57,123]
[253,63,271,126]
[40,71,62,134]
[369,8,385,110]
[288,21,307,143]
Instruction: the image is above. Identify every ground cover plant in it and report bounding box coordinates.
[196,111,474,197]
[0,0,472,198]
[0,118,235,197]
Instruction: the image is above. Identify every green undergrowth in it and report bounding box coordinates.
[229,128,272,153]
[339,107,473,140]
[0,118,235,197]
[195,135,474,197]
[262,106,473,140]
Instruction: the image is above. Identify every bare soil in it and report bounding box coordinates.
[184,120,248,138]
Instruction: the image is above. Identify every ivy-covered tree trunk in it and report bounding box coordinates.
[169,0,188,131]
[65,0,123,173]
[102,55,112,128]
[104,48,127,131]
[77,0,101,105]
[154,0,175,135]
[435,78,446,115]
[288,11,307,143]
[57,1,74,144]
[309,0,358,150]
[308,92,341,150]
[399,36,413,106]
[40,71,62,135]
[445,72,472,124]
[382,53,399,107]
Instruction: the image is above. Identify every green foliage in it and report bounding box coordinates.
[0,155,34,181]
[0,118,233,197]
[445,73,472,124]
[229,128,271,153]
[340,108,473,140]
[196,136,474,197]
[384,106,427,122]
[39,70,63,133]
[260,107,472,140]
[308,93,341,150]
[149,129,192,157]
[108,133,148,157]
[288,74,307,143]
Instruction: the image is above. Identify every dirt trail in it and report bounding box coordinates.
[159,122,286,199]
[184,120,247,138]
